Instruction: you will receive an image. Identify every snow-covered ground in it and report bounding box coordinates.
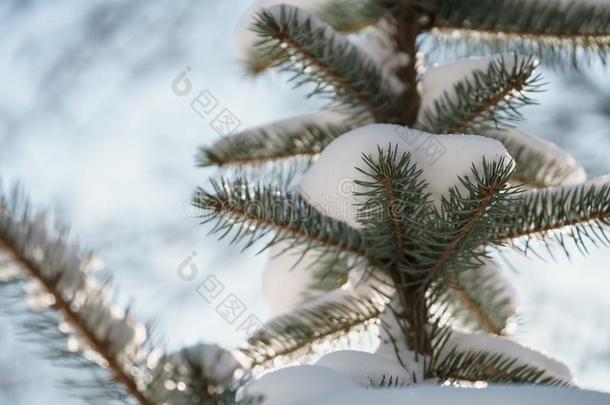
[0,1,609,403]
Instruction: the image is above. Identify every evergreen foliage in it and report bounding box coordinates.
[4,0,610,403]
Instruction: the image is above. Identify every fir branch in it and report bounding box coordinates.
[496,176,610,257]
[242,0,386,75]
[192,178,368,259]
[0,187,152,405]
[418,55,543,135]
[421,158,517,285]
[243,42,289,76]
[355,146,431,267]
[252,5,405,123]
[434,348,571,386]
[198,114,355,168]
[427,0,610,68]
[355,146,434,354]
[243,288,384,368]
[431,329,573,386]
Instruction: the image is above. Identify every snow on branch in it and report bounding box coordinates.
[0,186,152,404]
[243,285,386,369]
[427,0,610,68]
[299,124,514,228]
[251,5,406,123]
[315,350,413,388]
[192,177,369,260]
[433,330,573,386]
[262,240,350,316]
[198,110,357,169]
[485,127,586,187]
[439,258,519,336]
[417,54,542,135]
[237,0,386,75]
[237,0,330,75]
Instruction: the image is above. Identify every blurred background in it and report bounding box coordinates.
[0,1,609,403]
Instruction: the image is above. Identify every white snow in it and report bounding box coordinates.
[262,241,330,316]
[211,109,351,155]
[293,384,610,405]
[243,364,358,405]
[299,124,513,229]
[315,350,413,387]
[440,330,574,384]
[518,174,610,211]
[273,281,383,320]
[373,297,427,383]
[417,54,526,124]
[347,264,395,302]
[537,174,610,196]
[361,19,409,73]
[485,127,586,185]
[449,257,520,334]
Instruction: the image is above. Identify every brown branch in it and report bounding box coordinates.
[0,236,152,405]
[394,7,422,126]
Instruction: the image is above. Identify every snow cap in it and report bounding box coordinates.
[299,124,513,229]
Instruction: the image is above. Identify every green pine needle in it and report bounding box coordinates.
[252,5,405,123]
[198,120,355,168]
[192,178,368,259]
[243,289,384,368]
[433,347,572,386]
[427,0,610,69]
[418,55,543,135]
[497,180,610,258]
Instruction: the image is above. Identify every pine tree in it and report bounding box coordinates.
[2,0,610,403]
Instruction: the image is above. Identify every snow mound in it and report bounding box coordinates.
[294,384,610,405]
[374,297,427,383]
[315,350,413,387]
[361,19,409,73]
[441,330,573,384]
[263,241,333,316]
[243,365,357,404]
[485,127,586,185]
[299,124,513,228]
[448,257,520,334]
